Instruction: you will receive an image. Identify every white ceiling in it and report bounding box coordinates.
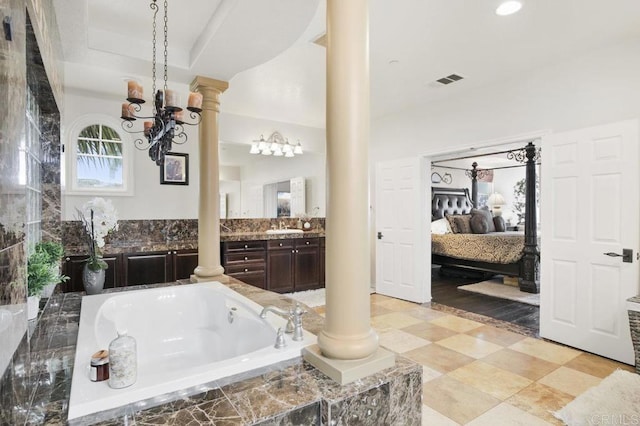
[54,0,640,130]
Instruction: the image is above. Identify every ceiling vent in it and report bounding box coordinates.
[435,74,464,85]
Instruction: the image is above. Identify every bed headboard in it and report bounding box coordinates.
[431,187,473,220]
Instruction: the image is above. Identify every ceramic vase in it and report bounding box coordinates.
[83,263,105,295]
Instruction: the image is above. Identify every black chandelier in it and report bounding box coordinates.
[120,0,202,166]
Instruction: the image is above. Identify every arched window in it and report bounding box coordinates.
[66,115,133,195]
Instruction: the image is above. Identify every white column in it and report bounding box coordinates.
[189,76,228,282]
[318,0,378,360]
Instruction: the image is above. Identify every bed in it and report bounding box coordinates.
[430,142,540,293]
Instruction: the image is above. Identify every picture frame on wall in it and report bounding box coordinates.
[160,152,189,185]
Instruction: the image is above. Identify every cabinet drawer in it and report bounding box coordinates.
[225,263,265,274]
[225,252,265,264]
[268,239,294,250]
[295,238,318,248]
[224,241,266,252]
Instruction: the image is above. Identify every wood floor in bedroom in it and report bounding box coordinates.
[431,266,540,333]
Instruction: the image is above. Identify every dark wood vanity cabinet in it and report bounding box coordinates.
[265,237,322,293]
[62,249,198,292]
[319,237,325,287]
[221,241,267,289]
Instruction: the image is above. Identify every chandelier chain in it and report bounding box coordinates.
[150,0,158,106]
[163,0,168,93]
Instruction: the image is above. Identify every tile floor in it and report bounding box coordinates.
[314,294,635,425]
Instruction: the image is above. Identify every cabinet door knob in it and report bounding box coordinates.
[279,243,283,247]
[292,250,295,253]
[244,268,248,272]
[244,256,248,261]
[65,257,70,262]
[306,241,310,245]
[168,251,172,254]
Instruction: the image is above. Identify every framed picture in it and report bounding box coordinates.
[276,191,291,217]
[160,152,189,185]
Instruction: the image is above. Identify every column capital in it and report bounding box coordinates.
[190,76,229,95]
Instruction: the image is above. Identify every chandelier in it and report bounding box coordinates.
[249,131,303,157]
[120,0,203,166]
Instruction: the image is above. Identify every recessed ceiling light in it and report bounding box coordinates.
[496,1,522,16]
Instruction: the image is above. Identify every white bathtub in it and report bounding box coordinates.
[68,281,315,421]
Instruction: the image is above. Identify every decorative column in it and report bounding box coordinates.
[302,0,394,384]
[520,142,540,293]
[470,162,479,208]
[189,76,229,282]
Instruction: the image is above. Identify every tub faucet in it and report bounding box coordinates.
[260,303,306,341]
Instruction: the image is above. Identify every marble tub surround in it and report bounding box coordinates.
[2,277,422,425]
[220,217,325,234]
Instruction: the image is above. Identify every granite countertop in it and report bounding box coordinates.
[220,231,325,242]
[21,278,420,425]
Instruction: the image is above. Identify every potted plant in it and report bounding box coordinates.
[27,247,69,320]
[76,197,118,294]
[34,241,66,298]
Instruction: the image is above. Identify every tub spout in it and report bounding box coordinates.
[259,305,289,319]
[260,304,306,341]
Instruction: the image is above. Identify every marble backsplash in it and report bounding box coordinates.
[62,218,326,254]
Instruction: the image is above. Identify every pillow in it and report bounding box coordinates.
[470,214,490,234]
[493,216,506,232]
[453,215,473,234]
[471,208,496,233]
[431,218,452,235]
[445,213,470,234]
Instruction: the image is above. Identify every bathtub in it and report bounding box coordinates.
[68,281,316,421]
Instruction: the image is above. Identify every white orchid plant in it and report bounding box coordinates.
[76,198,118,271]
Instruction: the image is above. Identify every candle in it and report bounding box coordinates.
[143,121,153,136]
[164,89,179,108]
[187,92,203,109]
[127,81,143,100]
[121,103,133,118]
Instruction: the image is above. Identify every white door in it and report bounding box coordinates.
[375,157,430,303]
[540,119,639,364]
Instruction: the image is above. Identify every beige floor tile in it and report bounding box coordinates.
[429,315,483,333]
[507,382,574,425]
[422,365,442,383]
[466,402,554,426]
[370,312,424,331]
[370,293,395,303]
[537,366,601,397]
[376,297,422,311]
[402,321,458,342]
[421,404,460,426]
[404,344,475,373]
[509,337,581,364]
[405,306,447,322]
[378,329,430,354]
[482,349,561,381]
[436,334,503,359]
[465,325,527,347]
[313,306,325,315]
[370,303,394,317]
[563,352,636,378]
[423,376,500,425]
[448,361,532,400]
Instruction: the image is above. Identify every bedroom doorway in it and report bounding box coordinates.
[428,140,542,335]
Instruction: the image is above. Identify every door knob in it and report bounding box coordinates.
[603,249,633,263]
[377,232,383,240]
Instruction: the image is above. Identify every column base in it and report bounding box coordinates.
[190,273,229,283]
[302,344,395,385]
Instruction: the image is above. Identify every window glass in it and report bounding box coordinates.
[75,124,124,189]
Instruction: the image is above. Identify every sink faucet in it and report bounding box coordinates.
[260,303,306,341]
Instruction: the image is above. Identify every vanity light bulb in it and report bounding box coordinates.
[293,144,303,155]
[285,151,294,158]
[249,143,260,154]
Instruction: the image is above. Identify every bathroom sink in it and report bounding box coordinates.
[265,229,304,235]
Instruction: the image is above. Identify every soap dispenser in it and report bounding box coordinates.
[108,329,137,389]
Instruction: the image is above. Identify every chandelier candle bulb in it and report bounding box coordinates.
[127,81,143,101]
[121,103,134,119]
[187,92,203,110]
[143,121,153,136]
[164,89,179,108]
